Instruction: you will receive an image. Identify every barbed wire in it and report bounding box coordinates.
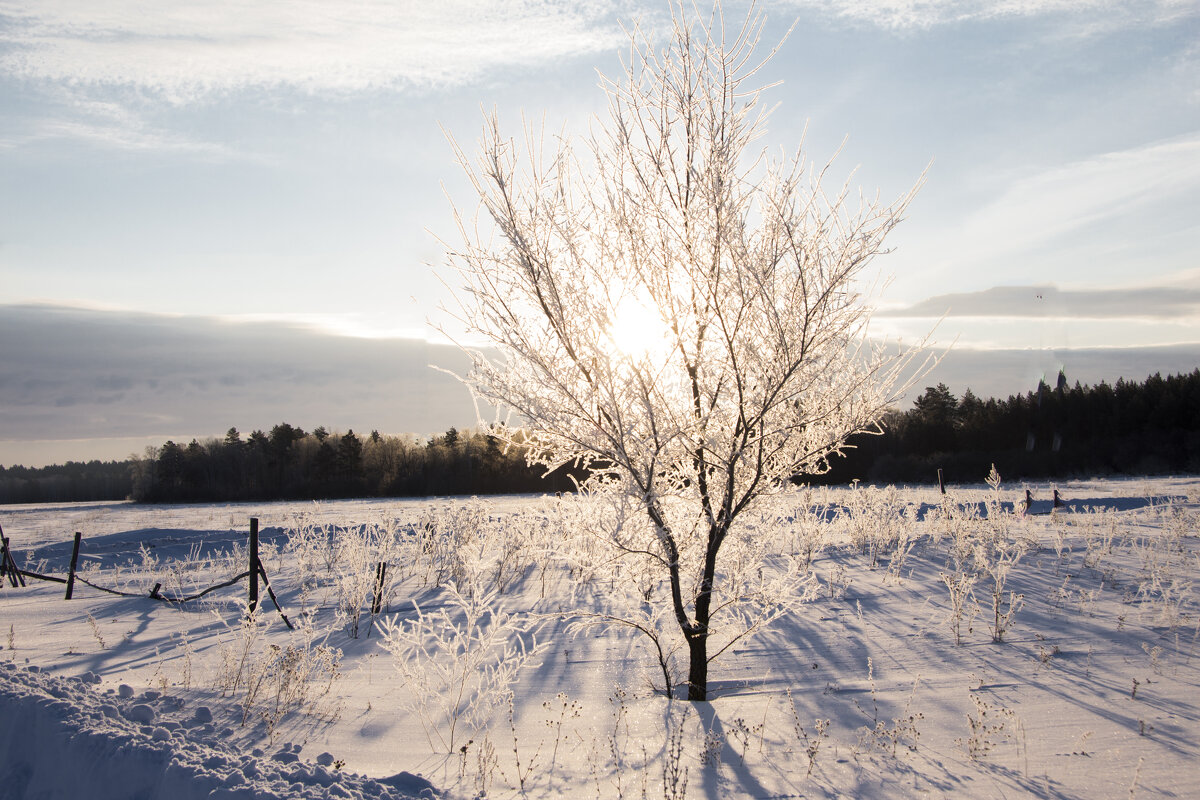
[1,520,294,629]
[70,570,253,603]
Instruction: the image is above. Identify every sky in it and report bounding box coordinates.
[1,0,1198,467]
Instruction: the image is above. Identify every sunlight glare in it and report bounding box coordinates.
[607,289,671,362]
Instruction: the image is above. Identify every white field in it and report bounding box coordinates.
[1,478,1199,799]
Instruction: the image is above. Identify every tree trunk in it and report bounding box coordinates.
[686,630,709,701]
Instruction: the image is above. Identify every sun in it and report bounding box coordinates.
[606,289,672,362]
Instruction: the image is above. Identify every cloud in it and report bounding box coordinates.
[0,304,482,454]
[957,135,1200,258]
[0,1,628,99]
[883,283,1200,320]
[1,114,233,154]
[4,302,1199,467]
[899,135,1200,286]
[781,0,1197,31]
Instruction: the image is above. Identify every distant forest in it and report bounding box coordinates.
[819,369,1200,485]
[2,369,1198,505]
[0,426,581,505]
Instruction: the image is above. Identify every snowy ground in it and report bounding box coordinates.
[1,479,1198,799]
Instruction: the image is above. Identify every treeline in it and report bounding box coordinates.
[5,370,1200,504]
[819,369,1200,485]
[0,460,133,504]
[130,425,582,503]
[0,425,581,505]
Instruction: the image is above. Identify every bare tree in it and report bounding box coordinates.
[442,1,926,700]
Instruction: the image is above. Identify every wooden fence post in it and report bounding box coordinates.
[371,562,388,615]
[64,532,82,599]
[1,535,23,588]
[248,518,259,613]
[937,468,946,495]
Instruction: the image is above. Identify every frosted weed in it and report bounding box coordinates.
[940,570,977,646]
[86,612,106,650]
[699,728,723,767]
[786,688,831,779]
[542,692,582,771]
[959,692,1015,760]
[852,658,924,759]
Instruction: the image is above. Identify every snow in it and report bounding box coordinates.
[0,662,435,800]
[2,480,1199,799]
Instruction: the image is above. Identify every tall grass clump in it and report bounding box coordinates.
[378,585,546,753]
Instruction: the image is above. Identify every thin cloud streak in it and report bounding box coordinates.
[896,134,1200,291]
[0,1,628,98]
[955,135,1200,261]
[882,283,1200,321]
[0,116,232,155]
[783,0,1197,31]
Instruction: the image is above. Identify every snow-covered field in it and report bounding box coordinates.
[2,479,1198,799]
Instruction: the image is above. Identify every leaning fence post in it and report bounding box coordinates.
[1,536,19,588]
[371,562,388,615]
[64,532,83,599]
[937,468,946,495]
[248,518,259,613]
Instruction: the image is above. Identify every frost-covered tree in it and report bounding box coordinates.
[443,2,925,700]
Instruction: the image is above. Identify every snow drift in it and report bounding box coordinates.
[0,663,436,800]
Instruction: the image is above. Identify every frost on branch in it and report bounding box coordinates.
[558,486,819,696]
[441,1,927,700]
[378,586,545,753]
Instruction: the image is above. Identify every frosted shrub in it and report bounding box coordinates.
[488,515,536,594]
[941,507,981,574]
[940,570,977,646]
[413,500,491,592]
[378,585,545,752]
[333,519,406,638]
[885,507,921,581]
[1131,533,1169,584]
[527,504,567,598]
[411,500,541,598]
[1160,503,1198,547]
[977,535,1025,643]
[1136,573,1193,630]
[248,634,342,732]
[839,484,909,567]
[1082,508,1121,570]
[163,542,211,598]
[287,511,409,634]
[932,473,1031,644]
[212,605,342,730]
[769,495,827,575]
[1048,513,1072,561]
[287,509,343,592]
[985,464,1002,494]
